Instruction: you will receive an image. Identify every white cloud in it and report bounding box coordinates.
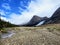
[2,3,11,10]
[27,0,60,17]
[6,13,33,25]
[1,0,60,25]
[0,10,6,16]
[0,9,10,16]
[1,16,9,22]
[18,7,24,12]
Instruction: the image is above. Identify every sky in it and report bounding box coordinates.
[0,0,60,25]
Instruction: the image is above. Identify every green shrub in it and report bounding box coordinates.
[47,28,54,32]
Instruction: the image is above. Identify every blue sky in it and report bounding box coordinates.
[0,0,60,25]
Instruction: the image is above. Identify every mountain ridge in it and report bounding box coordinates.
[43,7,60,24]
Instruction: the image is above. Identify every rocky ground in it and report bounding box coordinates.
[0,24,60,45]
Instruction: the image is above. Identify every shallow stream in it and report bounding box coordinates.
[1,31,15,38]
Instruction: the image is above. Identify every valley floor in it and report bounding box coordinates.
[0,24,60,45]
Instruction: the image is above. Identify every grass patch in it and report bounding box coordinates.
[0,28,8,33]
[47,28,54,32]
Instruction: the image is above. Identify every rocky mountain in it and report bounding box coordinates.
[25,7,60,26]
[22,15,48,26]
[44,7,60,24]
[25,15,42,26]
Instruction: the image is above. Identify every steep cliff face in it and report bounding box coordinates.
[44,7,60,24]
[22,15,48,26]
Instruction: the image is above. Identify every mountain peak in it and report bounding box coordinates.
[44,7,60,24]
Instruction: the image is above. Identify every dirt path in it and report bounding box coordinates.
[0,27,60,45]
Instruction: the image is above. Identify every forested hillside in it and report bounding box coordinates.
[0,19,19,30]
